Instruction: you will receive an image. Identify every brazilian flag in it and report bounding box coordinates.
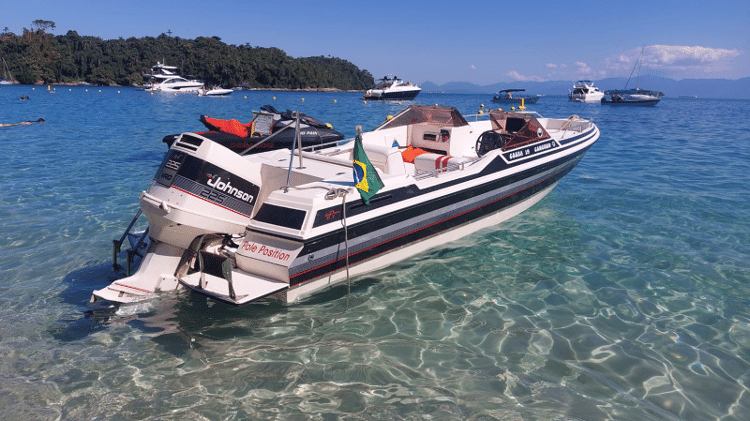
[352,134,384,204]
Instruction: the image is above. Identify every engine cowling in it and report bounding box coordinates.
[141,133,264,249]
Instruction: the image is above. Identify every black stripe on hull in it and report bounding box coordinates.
[285,145,590,287]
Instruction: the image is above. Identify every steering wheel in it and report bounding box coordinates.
[475,130,506,157]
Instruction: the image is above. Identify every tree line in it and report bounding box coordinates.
[1,22,375,90]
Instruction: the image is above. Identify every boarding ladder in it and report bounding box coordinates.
[112,209,149,276]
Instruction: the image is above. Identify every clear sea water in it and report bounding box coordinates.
[1,85,749,421]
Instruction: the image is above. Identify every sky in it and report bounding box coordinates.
[5,0,750,85]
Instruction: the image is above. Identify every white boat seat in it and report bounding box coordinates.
[413,153,465,173]
[363,144,406,176]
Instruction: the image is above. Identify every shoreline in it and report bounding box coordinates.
[1,81,364,93]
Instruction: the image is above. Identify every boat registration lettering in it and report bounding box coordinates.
[533,141,555,153]
[240,241,292,263]
[506,141,557,161]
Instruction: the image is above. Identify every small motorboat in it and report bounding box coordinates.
[162,105,345,154]
[568,80,605,102]
[491,89,541,105]
[92,104,599,307]
[363,75,421,100]
[200,86,233,96]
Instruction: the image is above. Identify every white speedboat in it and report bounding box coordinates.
[568,80,605,102]
[200,86,233,96]
[363,75,421,100]
[91,105,599,306]
[142,62,204,93]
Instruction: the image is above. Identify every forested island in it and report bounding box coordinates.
[1,21,375,90]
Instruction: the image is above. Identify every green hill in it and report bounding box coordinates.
[0,28,374,90]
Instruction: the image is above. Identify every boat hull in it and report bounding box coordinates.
[364,89,421,100]
[492,96,540,104]
[601,98,659,106]
[202,88,233,96]
[569,93,604,102]
[277,139,593,302]
[146,86,203,93]
[282,181,560,303]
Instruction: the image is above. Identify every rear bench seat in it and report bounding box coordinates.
[412,153,465,173]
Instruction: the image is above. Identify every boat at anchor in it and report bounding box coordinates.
[363,75,421,100]
[142,61,204,93]
[601,47,662,106]
[91,105,599,306]
[569,80,605,102]
[601,89,660,106]
[200,86,233,96]
[491,89,541,104]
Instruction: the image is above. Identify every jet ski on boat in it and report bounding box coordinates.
[162,105,345,154]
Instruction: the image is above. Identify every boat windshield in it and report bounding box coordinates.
[488,110,549,150]
[376,105,469,130]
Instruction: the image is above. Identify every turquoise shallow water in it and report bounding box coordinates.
[1,85,749,420]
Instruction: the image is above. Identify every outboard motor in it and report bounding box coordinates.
[91,133,266,303]
[141,133,264,249]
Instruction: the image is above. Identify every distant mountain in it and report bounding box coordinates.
[420,77,750,99]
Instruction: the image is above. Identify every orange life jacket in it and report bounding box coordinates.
[201,115,254,138]
[401,145,429,163]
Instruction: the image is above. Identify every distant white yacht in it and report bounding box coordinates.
[142,62,204,93]
[363,75,421,100]
[568,80,605,102]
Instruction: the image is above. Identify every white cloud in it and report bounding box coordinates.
[545,63,557,68]
[574,62,592,76]
[507,71,546,82]
[646,45,739,66]
[471,64,476,70]
[606,45,741,78]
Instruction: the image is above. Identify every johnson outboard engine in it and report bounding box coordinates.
[91,133,265,303]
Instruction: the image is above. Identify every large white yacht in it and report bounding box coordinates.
[142,62,204,93]
[568,80,605,102]
[363,75,421,100]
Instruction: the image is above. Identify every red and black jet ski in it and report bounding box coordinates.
[162,105,345,154]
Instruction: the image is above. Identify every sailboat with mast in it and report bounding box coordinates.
[602,46,662,106]
[1,58,14,85]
